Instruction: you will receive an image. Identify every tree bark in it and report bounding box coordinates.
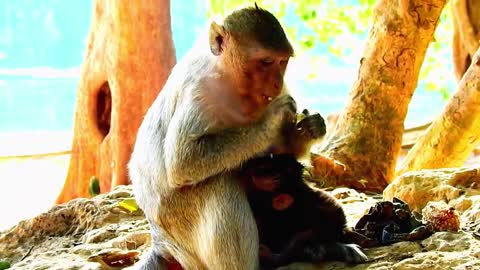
[56,0,176,204]
[396,48,480,176]
[452,0,480,81]
[312,0,446,192]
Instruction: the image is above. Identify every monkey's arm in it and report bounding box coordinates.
[164,96,295,188]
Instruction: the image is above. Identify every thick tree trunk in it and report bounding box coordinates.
[396,48,480,176]
[312,0,446,192]
[56,0,176,203]
[452,0,480,80]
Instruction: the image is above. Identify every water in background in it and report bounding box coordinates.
[0,1,447,132]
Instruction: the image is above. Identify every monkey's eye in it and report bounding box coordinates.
[260,58,274,66]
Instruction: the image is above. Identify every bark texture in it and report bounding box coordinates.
[396,48,480,176]
[452,0,480,80]
[313,0,446,192]
[56,0,176,203]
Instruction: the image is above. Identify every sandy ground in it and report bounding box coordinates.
[0,131,72,230]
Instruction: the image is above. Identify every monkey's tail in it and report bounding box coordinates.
[133,249,169,270]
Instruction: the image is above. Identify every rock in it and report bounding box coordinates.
[2,186,480,270]
[326,187,378,227]
[0,186,150,269]
[422,201,460,232]
[279,232,480,270]
[279,241,424,270]
[393,232,480,270]
[383,167,480,212]
[460,195,480,232]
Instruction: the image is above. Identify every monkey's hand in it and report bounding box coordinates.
[295,112,326,141]
[268,94,297,124]
[276,109,326,158]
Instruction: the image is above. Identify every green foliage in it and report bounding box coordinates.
[420,2,453,100]
[88,176,100,197]
[208,0,454,100]
[208,0,287,18]
[0,261,10,270]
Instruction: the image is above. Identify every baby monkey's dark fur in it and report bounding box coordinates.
[241,154,367,269]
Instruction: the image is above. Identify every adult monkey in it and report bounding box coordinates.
[130,5,321,270]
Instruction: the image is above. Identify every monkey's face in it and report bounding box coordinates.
[224,42,291,121]
[208,7,293,124]
[246,45,290,102]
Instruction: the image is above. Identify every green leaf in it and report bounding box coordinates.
[0,261,11,270]
[118,199,139,213]
[301,36,315,49]
[88,176,100,197]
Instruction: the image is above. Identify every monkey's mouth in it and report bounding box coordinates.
[262,95,273,102]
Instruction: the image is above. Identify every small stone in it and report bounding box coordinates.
[422,201,460,232]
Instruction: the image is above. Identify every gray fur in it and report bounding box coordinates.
[128,31,294,270]
[132,249,167,270]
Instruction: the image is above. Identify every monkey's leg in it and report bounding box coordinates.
[303,242,368,264]
[260,229,315,268]
[195,175,260,270]
[133,249,168,270]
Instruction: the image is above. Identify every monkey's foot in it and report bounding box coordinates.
[303,242,368,265]
[329,243,368,264]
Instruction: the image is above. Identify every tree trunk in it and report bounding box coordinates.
[452,0,480,81]
[396,48,480,176]
[56,0,176,204]
[312,0,446,192]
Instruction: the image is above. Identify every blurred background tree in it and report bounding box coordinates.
[209,0,454,100]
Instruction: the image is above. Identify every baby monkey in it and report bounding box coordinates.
[241,111,367,269]
[242,153,368,269]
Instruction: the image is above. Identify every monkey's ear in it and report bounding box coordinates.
[209,22,225,56]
